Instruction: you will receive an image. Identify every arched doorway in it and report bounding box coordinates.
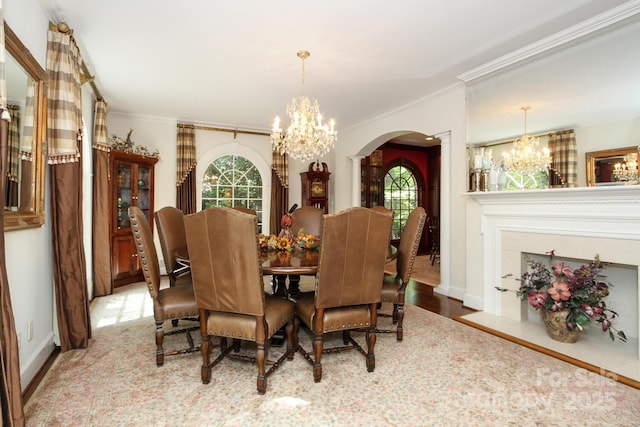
[360,132,440,255]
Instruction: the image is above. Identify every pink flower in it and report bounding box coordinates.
[527,291,547,309]
[548,281,571,301]
[552,262,572,277]
[602,319,611,332]
[582,303,596,318]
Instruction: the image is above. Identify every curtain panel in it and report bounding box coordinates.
[92,99,112,296]
[5,103,18,207]
[46,28,82,164]
[548,130,577,188]
[269,151,288,234]
[176,124,196,214]
[47,24,91,351]
[0,3,26,424]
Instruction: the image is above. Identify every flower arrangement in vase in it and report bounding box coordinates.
[496,250,626,343]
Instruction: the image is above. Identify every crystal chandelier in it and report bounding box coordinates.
[502,106,552,175]
[271,50,337,162]
[612,152,638,183]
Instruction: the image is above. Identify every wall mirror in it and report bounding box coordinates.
[464,11,640,187]
[4,22,46,230]
[585,146,639,187]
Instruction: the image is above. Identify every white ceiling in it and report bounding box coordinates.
[43,0,637,143]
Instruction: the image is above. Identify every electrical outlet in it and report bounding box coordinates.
[27,321,33,341]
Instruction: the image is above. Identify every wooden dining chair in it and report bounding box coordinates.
[286,206,324,295]
[154,206,191,288]
[184,206,297,394]
[291,206,323,236]
[128,206,199,366]
[294,207,393,382]
[379,206,426,341]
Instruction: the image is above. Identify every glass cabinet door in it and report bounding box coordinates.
[116,162,133,230]
[136,165,151,220]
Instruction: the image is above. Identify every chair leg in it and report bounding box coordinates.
[201,334,212,384]
[396,303,405,341]
[155,320,165,366]
[286,318,297,360]
[256,340,266,394]
[366,329,377,373]
[313,332,323,383]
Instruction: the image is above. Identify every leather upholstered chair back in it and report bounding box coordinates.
[291,206,324,236]
[231,206,257,216]
[379,206,427,341]
[184,206,297,394]
[128,206,199,366]
[130,206,162,298]
[294,207,393,383]
[396,207,427,283]
[155,206,189,286]
[315,207,393,309]
[185,206,264,316]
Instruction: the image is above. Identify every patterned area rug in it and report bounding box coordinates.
[24,283,640,426]
[384,254,440,286]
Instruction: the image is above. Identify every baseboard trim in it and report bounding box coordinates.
[22,345,60,404]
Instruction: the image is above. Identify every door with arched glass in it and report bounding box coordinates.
[383,160,424,246]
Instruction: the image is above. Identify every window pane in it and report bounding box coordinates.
[384,165,418,240]
[201,155,263,231]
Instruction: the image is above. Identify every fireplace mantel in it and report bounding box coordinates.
[468,185,640,205]
[463,185,640,385]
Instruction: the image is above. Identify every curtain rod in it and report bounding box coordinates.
[49,22,103,100]
[179,123,270,138]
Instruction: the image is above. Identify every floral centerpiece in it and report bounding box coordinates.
[259,231,320,252]
[295,230,320,250]
[496,250,626,343]
[259,234,294,251]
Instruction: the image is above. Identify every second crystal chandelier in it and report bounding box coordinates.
[271,50,337,162]
[502,106,552,175]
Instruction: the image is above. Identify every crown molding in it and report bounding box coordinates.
[457,0,640,83]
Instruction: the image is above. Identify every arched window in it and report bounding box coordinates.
[384,164,419,240]
[201,155,263,230]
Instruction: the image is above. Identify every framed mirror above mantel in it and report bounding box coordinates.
[586,146,639,187]
[463,9,640,188]
[3,22,47,231]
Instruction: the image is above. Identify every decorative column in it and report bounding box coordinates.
[349,156,365,207]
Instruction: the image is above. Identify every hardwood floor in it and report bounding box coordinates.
[405,279,476,319]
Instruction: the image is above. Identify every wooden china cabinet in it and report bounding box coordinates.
[109,150,158,287]
[300,161,330,213]
[361,150,384,207]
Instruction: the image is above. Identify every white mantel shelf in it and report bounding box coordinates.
[464,184,640,387]
[466,185,640,203]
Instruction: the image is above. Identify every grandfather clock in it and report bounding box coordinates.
[300,161,330,213]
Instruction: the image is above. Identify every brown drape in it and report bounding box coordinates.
[270,151,288,234]
[5,104,18,208]
[1,117,26,426]
[548,130,577,188]
[92,99,111,296]
[47,24,91,350]
[176,124,196,214]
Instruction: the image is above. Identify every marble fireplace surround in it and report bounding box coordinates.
[462,186,640,386]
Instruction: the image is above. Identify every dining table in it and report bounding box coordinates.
[176,245,397,297]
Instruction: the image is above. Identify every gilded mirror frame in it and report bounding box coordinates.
[4,22,47,231]
[585,146,639,187]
